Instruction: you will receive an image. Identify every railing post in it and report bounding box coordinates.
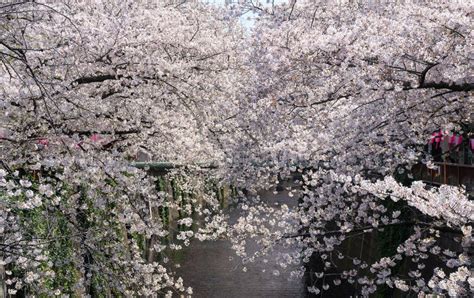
[444,161,447,184]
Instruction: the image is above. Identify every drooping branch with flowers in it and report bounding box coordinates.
[0,0,473,296]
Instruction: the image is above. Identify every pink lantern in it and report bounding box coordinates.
[430,131,443,149]
[448,134,463,150]
[37,138,49,146]
[90,134,102,142]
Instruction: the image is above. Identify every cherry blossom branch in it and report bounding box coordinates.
[283,221,462,239]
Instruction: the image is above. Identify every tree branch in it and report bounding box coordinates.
[74,74,122,85]
[284,221,462,239]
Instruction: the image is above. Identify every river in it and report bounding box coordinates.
[171,189,306,297]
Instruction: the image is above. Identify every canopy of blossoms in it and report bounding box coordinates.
[0,0,473,296]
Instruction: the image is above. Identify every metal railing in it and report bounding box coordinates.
[413,162,474,194]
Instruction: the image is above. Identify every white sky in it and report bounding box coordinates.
[205,0,290,28]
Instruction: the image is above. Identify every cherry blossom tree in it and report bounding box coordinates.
[1,0,473,296]
[223,1,473,296]
[0,0,245,295]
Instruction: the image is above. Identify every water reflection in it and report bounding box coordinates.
[171,190,305,297]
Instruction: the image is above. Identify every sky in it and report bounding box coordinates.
[205,0,289,28]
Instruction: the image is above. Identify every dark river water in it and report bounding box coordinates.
[171,190,306,297]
